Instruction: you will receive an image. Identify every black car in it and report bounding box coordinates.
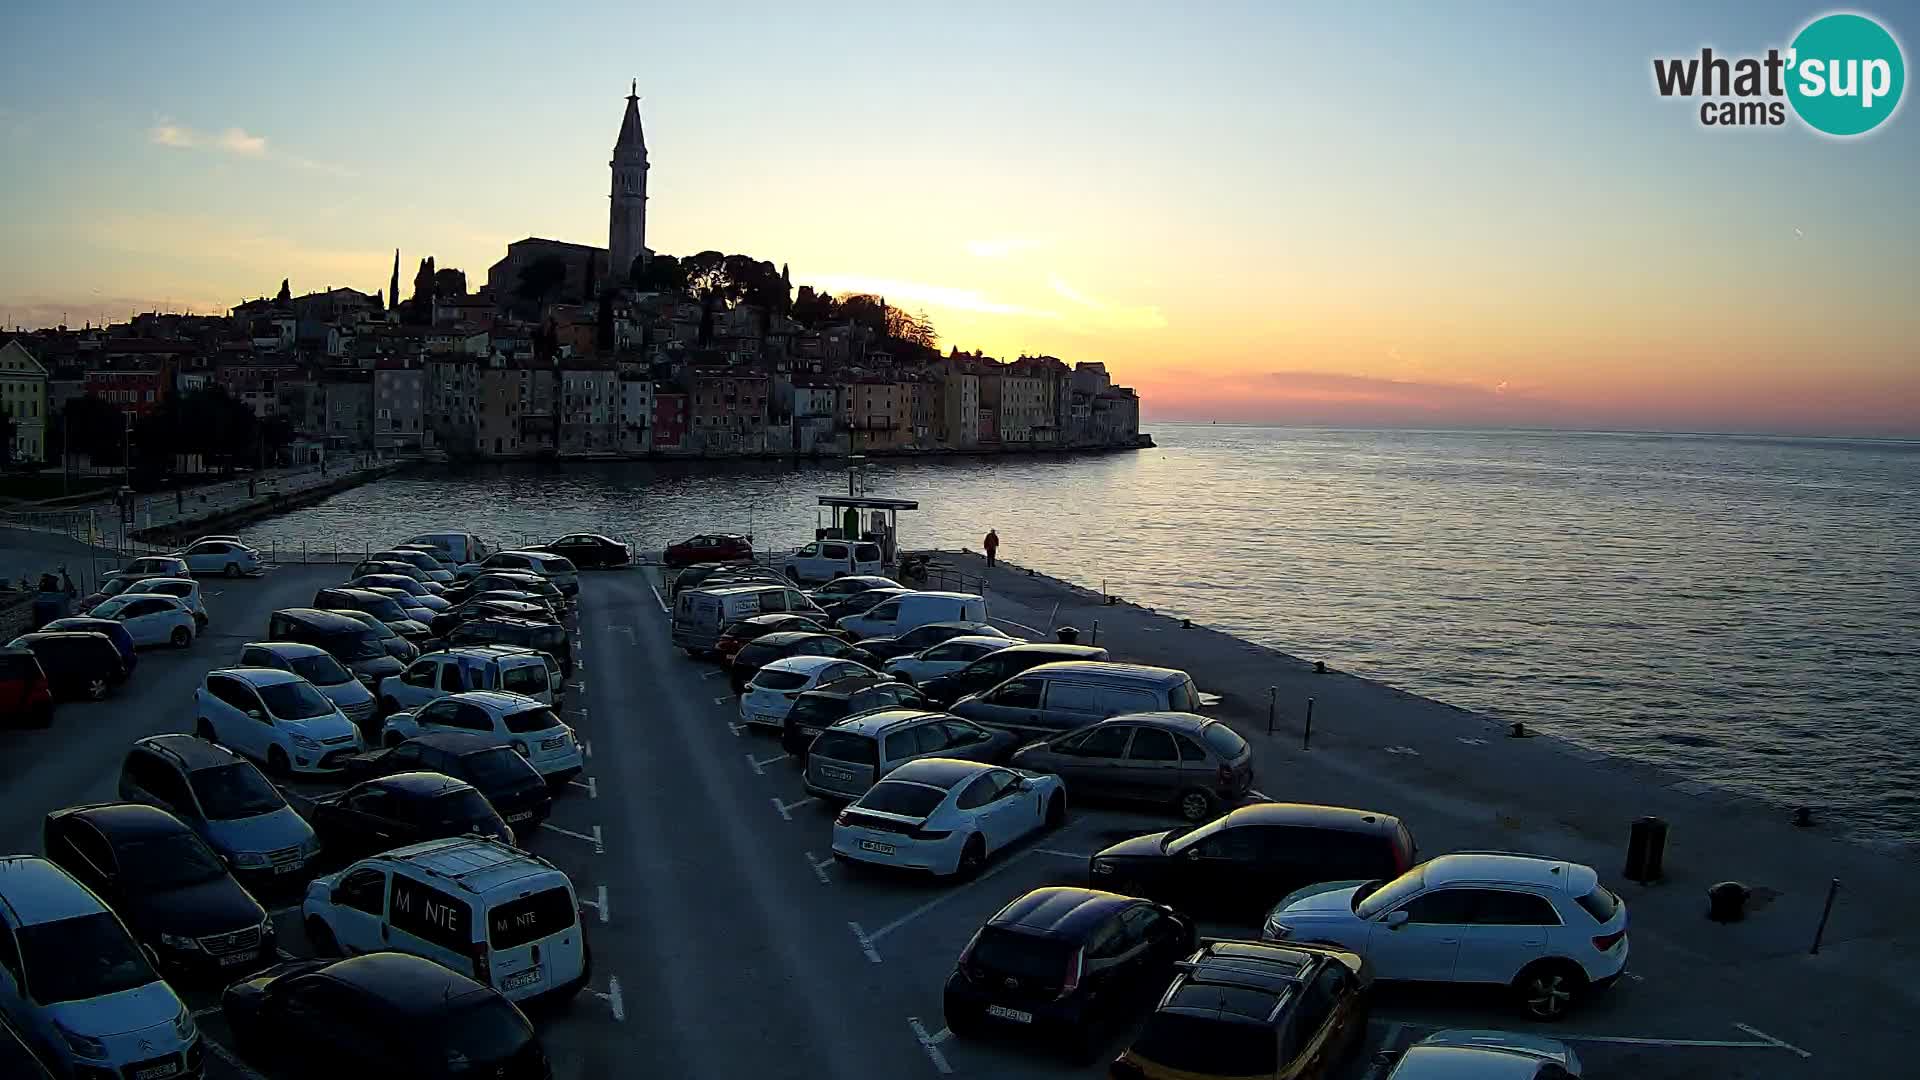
[451,571,566,607]
[42,802,273,980]
[944,886,1195,1061]
[716,613,846,659]
[806,575,901,604]
[39,616,139,674]
[819,587,913,625]
[919,643,1112,708]
[728,631,871,693]
[8,631,128,701]
[442,616,573,675]
[528,533,630,568]
[312,588,431,640]
[1088,803,1418,918]
[340,732,553,826]
[225,953,552,1079]
[310,772,513,860]
[853,621,1010,664]
[780,675,930,754]
[429,595,549,637]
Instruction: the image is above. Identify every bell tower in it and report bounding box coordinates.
[609,80,649,285]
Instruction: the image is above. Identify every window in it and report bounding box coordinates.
[1174,734,1208,762]
[417,700,461,729]
[1400,889,1481,925]
[402,662,436,688]
[1067,724,1132,758]
[1084,915,1126,960]
[882,730,916,761]
[387,743,425,768]
[1201,723,1248,759]
[1128,728,1180,762]
[989,678,1042,708]
[487,887,577,949]
[438,663,465,692]
[1039,680,1106,715]
[1576,886,1621,923]
[61,823,115,878]
[940,720,989,747]
[866,600,901,621]
[955,774,999,810]
[911,723,949,756]
[1195,825,1263,861]
[1476,890,1562,926]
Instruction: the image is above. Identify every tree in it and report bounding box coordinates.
[514,256,570,308]
[837,293,888,334]
[682,250,730,305]
[793,286,835,326]
[634,253,686,294]
[411,257,436,309]
[886,307,938,352]
[60,395,125,466]
[432,266,467,299]
[276,278,291,303]
[0,409,15,465]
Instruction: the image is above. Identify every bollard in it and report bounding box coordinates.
[1091,619,1100,646]
[1624,817,1668,883]
[1706,881,1750,922]
[1810,878,1840,954]
[1266,686,1277,735]
[1055,626,1080,645]
[1302,697,1315,750]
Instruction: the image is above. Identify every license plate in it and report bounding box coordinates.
[218,951,258,967]
[135,1064,180,1080]
[820,766,854,781]
[985,1005,1033,1024]
[503,968,543,991]
[858,839,894,855]
[272,861,302,875]
[507,811,534,823]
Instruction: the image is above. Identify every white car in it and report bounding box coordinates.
[1262,853,1629,1020]
[350,574,450,611]
[1384,1030,1582,1079]
[195,667,365,775]
[175,538,262,577]
[104,554,190,584]
[238,641,379,734]
[377,647,556,715]
[370,548,456,583]
[125,576,208,627]
[740,656,879,729]
[831,757,1066,879]
[883,635,1017,685]
[380,690,583,781]
[461,550,579,596]
[86,593,197,648]
[782,538,885,584]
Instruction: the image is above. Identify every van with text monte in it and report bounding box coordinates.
[672,582,824,655]
[301,836,589,1006]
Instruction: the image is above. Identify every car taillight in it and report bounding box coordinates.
[471,940,492,984]
[834,809,851,827]
[1593,929,1627,952]
[1056,947,1084,1000]
[1216,763,1235,788]
[909,827,950,841]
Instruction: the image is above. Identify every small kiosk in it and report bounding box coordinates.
[814,495,918,566]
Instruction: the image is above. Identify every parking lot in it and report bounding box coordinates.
[0,557,1847,1078]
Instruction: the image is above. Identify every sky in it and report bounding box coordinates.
[2,1,1916,436]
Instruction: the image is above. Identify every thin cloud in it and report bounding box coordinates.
[147,117,354,176]
[965,238,1040,258]
[1047,274,1167,331]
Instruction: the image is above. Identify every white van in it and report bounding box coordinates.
[406,531,492,566]
[671,582,822,653]
[839,592,989,640]
[782,538,886,584]
[302,836,589,1005]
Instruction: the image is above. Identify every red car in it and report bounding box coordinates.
[0,646,55,728]
[664,533,753,568]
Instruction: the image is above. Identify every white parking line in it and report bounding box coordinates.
[701,668,726,679]
[578,884,609,923]
[649,582,668,613]
[713,695,735,706]
[727,722,747,737]
[848,921,883,963]
[269,904,301,918]
[1034,848,1090,860]
[772,795,817,821]
[747,752,787,775]
[568,680,588,692]
[570,776,598,798]
[201,1036,270,1080]
[806,850,835,885]
[1556,1031,1807,1054]
[193,1005,223,1019]
[908,1016,955,1074]
[869,844,1045,944]
[1731,1024,1814,1058]
[539,821,605,853]
[592,976,627,1021]
[581,738,593,758]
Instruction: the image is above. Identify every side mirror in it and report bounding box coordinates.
[1383,909,1411,929]
[1183,846,1201,860]
[1372,1050,1402,1068]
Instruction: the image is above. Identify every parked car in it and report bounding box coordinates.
[377,646,556,714]
[728,631,870,693]
[122,576,208,627]
[300,837,589,1005]
[715,613,845,661]
[350,574,450,611]
[102,554,190,586]
[359,585,438,624]
[74,572,147,614]
[309,772,513,860]
[403,530,493,566]
[807,574,901,604]
[38,616,137,674]
[338,731,553,827]
[430,596,553,637]
[378,691,583,782]
[1009,712,1254,823]
[820,586,913,625]
[462,551,578,596]
[269,608,408,684]
[42,802,274,981]
[312,588,431,641]
[1108,939,1372,1080]
[441,617,573,675]
[118,735,320,886]
[781,677,932,755]
[528,532,630,568]
[831,758,1066,879]
[739,656,880,730]
[238,641,379,735]
[1091,803,1416,918]
[194,667,365,775]
[328,606,419,663]
[83,593,198,648]
[364,549,456,583]
[951,661,1202,737]
[223,953,550,1078]
[1381,1030,1583,1079]
[944,887,1196,1061]
[802,708,1015,798]
[0,646,54,727]
[847,619,1009,663]
[448,572,567,609]
[0,1014,55,1080]
[663,532,753,567]
[884,635,1018,685]
[0,856,202,1080]
[781,538,885,583]
[175,536,262,577]
[1262,853,1628,1020]
[670,561,782,597]
[7,631,127,701]
[838,592,990,641]
[674,583,824,654]
[350,560,446,592]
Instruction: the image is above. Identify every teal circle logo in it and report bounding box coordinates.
[1787,13,1905,136]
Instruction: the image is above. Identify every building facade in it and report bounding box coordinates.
[374,358,427,449]
[0,340,49,462]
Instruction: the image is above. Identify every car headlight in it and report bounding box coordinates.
[290,734,322,750]
[231,850,271,869]
[1090,859,1115,875]
[158,931,199,951]
[56,1024,108,1060]
[1264,918,1293,940]
[174,1003,197,1042]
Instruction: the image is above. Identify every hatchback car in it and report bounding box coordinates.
[917,643,1112,708]
[339,731,553,827]
[884,634,1018,685]
[366,548,456,583]
[43,803,274,981]
[311,588,431,640]
[0,647,54,727]
[329,607,418,663]
[1092,803,1416,918]
[849,620,1008,663]
[195,667,364,775]
[1381,1030,1582,1079]
[803,708,1015,798]
[831,758,1066,879]
[729,631,870,693]
[350,574,450,611]
[224,953,550,1079]
[715,613,844,661]
[944,887,1196,1061]
[819,586,912,625]
[451,572,567,608]
[1262,853,1628,1019]
[310,772,513,861]
[351,559,446,590]
[238,642,379,734]
[38,617,137,675]
[175,537,262,577]
[1010,712,1254,823]
[528,532,630,568]
[670,561,782,597]
[271,608,410,683]
[1109,940,1372,1080]
[102,554,191,586]
[664,532,753,567]
[441,617,573,675]
[84,593,197,648]
[0,856,202,1080]
[118,735,320,886]
[465,551,579,596]
[379,691,583,782]
[739,656,880,730]
[806,574,901,603]
[122,577,208,628]
[780,677,932,755]
[7,631,128,701]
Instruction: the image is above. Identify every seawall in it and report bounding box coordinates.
[127,462,409,545]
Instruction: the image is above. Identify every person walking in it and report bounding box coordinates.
[983,529,999,568]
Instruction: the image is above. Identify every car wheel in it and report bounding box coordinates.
[170,626,191,648]
[195,718,216,741]
[1515,960,1587,1020]
[225,562,241,578]
[307,918,341,957]
[1044,792,1066,830]
[784,568,800,583]
[1177,788,1217,824]
[86,677,109,701]
[267,746,291,777]
[955,834,987,880]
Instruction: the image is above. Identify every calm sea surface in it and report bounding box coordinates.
[248,427,1920,846]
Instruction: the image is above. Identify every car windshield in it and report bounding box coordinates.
[362,597,409,621]
[1577,885,1621,923]
[969,927,1075,980]
[547,557,576,573]
[788,696,848,726]
[16,912,157,1005]
[289,653,351,686]
[189,763,288,819]
[503,707,562,734]
[99,578,135,597]
[1129,1013,1277,1076]
[810,732,878,767]
[90,598,133,618]
[1202,723,1249,758]
[751,669,812,692]
[257,680,337,720]
[114,832,229,890]
[1354,868,1425,919]
[857,780,945,818]
[462,748,537,789]
[324,629,388,659]
[425,997,535,1070]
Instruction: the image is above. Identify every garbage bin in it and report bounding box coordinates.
[1624,816,1668,883]
[1056,626,1081,645]
[1707,881,1750,922]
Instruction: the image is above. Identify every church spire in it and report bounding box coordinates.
[615,80,646,155]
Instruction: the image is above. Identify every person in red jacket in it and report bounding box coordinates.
[983,528,999,568]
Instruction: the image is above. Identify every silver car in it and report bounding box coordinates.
[1007,711,1254,822]
[804,709,1012,801]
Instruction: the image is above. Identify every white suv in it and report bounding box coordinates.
[380,690,583,781]
[0,856,202,1078]
[1262,852,1628,1019]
